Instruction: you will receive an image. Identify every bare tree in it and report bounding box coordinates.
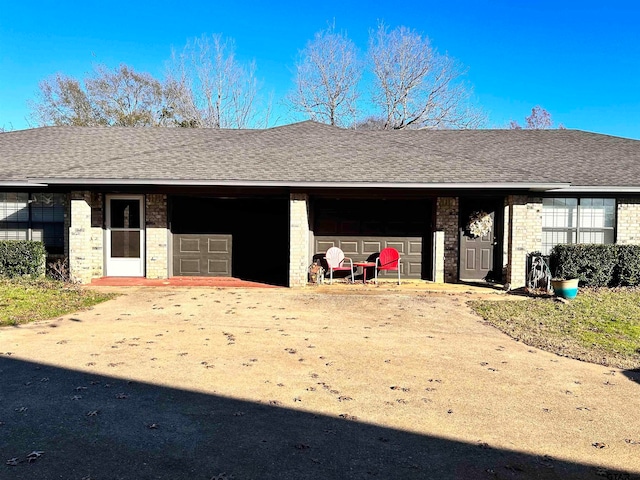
[510,106,564,129]
[288,24,360,127]
[86,65,164,127]
[30,65,165,127]
[164,34,265,129]
[369,23,484,130]
[30,73,105,126]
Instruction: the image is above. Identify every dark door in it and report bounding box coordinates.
[460,211,495,281]
[173,234,232,276]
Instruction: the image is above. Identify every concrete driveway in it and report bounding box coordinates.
[1,286,639,479]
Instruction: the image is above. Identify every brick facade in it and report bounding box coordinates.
[68,191,104,283]
[505,195,542,288]
[617,199,640,245]
[145,194,168,279]
[289,193,310,287]
[435,197,459,283]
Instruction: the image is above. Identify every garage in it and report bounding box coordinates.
[312,199,432,279]
[170,196,289,286]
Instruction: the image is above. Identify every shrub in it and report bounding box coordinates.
[616,245,640,286]
[549,244,640,287]
[0,240,46,278]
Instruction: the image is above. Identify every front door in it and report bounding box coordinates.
[105,195,144,277]
[459,199,502,282]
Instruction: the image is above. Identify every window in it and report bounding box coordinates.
[0,192,66,254]
[542,198,615,254]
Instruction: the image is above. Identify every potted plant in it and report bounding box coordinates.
[550,277,579,299]
[548,246,579,299]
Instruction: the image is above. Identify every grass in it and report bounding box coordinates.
[469,288,640,370]
[0,278,114,326]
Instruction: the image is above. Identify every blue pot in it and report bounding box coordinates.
[551,278,579,299]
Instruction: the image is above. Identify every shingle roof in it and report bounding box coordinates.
[1,120,640,190]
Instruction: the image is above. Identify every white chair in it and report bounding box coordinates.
[324,247,354,284]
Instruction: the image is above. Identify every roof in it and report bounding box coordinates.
[2,120,640,192]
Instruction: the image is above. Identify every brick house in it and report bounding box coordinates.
[1,121,639,287]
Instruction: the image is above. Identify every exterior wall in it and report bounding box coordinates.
[435,197,459,283]
[617,199,640,245]
[145,194,169,279]
[289,193,310,287]
[505,195,542,288]
[68,191,104,283]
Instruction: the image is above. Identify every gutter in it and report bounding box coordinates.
[545,186,640,193]
[0,181,48,187]
[25,178,571,191]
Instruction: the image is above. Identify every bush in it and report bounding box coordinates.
[549,244,640,287]
[0,240,46,278]
[616,245,640,286]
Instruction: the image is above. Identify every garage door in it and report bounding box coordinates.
[173,234,232,276]
[315,236,422,277]
[313,199,429,279]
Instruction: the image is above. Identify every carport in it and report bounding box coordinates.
[169,195,290,286]
[311,197,433,280]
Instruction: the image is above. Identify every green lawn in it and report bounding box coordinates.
[469,289,640,370]
[0,279,114,326]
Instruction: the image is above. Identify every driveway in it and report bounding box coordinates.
[1,286,639,479]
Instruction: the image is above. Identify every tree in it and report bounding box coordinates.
[368,23,484,130]
[510,106,564,129]
[31,73,105,126]
[30,65,166,127]
[164,34,266,129]
[288,24,360,127]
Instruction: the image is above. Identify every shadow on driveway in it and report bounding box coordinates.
[2,356,633,480]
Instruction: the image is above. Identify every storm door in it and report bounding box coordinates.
[105,195,144,277]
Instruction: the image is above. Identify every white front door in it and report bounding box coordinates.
[105,195,144,277]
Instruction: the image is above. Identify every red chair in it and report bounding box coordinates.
[324,247,354,284]
[375,247,401,285]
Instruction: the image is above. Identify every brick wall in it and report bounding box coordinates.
[505,195,542,288]
[145,194,168,279]
[617,199,640,245]
[68,191,104,283]
[435,197,459,283]
[289,193,310,287]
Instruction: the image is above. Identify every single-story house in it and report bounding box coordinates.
[1,120,639,287]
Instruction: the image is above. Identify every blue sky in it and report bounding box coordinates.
[1,0,639,138]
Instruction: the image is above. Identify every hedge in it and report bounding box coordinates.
[0,240,46,278]
[548,244,640,287]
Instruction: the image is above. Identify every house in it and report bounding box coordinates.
[1,121,640,287]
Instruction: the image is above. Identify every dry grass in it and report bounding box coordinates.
[0,278,114,326]
[469,288,640,369]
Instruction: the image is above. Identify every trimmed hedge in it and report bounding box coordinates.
[549,244,640,287]
[0,240,46,278]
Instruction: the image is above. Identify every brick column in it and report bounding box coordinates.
[145,194,169,279]
[617,199,640,245]
[505,195,542,288]
[289,193,310,287]
[68,191,104,283]
[435,197,459,283]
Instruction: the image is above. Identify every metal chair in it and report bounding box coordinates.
[324,246,354,284]
[375,247,401,285]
